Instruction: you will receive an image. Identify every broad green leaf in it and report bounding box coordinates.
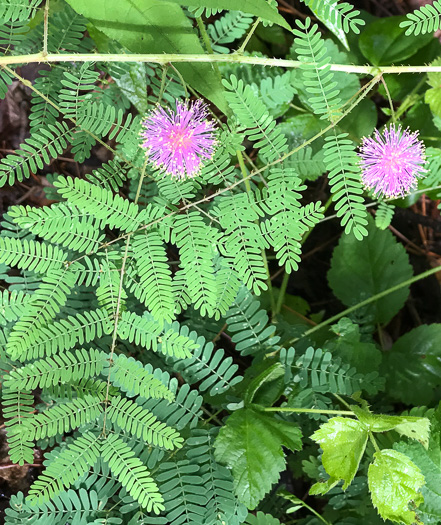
[325,318,382,375]
[368,449,425,524]
[244,362,285,405]
[64,0,229,114]
[395,408,441,524]
[384,324,441,405]
[167,0,291,30]
[352,406,430,449]
[214,407,302,509]
[311,417,368,491]
[359,16,433,66]
[328,216,413,325]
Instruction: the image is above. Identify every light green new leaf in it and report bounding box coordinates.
[368,449,425,525]
[395,409,441,525]
[65,0,229,114]
[311,417,368,492]
[167,0,290,30]
[352,406,430,449]
[214,407,302,509]
[328,216,413,324]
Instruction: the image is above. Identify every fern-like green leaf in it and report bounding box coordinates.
[223,74,288,162]
[208,11,253,54]
[400,0,441,35]
[301,0,365,35]
[0,289,32,324]
[375,202,395,230]
[187,428,247,524]
[54,176,163,233]
[2,387,34,465]
[171,211,218,317]
[215,192,268,295]
[261,202,324,273]
[6,268,77,359]
[106,396,183,450]
[324,132,368,240]
[9,202,105,253]
[4,348,108,390]
[225,286,279,356]
[281,346,383,395]
[106,353,174,401]
[0,0,40,23]
[101,434,165,513]
[157,459,207,525]
[132,230,175,323]
[293,19,342,121]
[166,322,243,396]
[27,432,101,504]
[9,308,112,362]
[0,121,73,187]
[24,394,105,441]
[0,237,67,273]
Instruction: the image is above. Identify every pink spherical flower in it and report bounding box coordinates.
[358,124,427,198]
[140,99,216,180]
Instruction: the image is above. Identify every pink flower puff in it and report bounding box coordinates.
[140,99,217,180]
[358,124,427,199]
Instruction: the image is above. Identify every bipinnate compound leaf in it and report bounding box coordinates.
[384,324,441,405]
[214,407,302,509]
[65,0,228,114]
[328,217,413,324]
[352,406,430,449]
[368,449,425,525]
[311,417,368,493]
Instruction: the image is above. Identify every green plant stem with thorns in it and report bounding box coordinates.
[3,52,441,75]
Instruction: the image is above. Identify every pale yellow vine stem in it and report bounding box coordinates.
[2,52,441,75]
[43,0,49,57]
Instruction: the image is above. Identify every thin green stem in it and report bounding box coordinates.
[289,264,441,344]
[380,76,395,122]
[369,432,381,454]
[195,16,223,84]
[236,17,261,54]
[385,75,427,126]
[275,271,289,315]
[2,51,441,75]
[157,65,168,104]
[263,407,354,415]
[102,159,148,435]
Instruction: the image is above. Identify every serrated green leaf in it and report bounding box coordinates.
[395,407,441,525]
[352,406,430,449]
[214,407,302,509]
[384,324,441,405]
[311,417,368,491]
[328,216,413,324]
[368,449,425,524]
[65,0,229,114]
